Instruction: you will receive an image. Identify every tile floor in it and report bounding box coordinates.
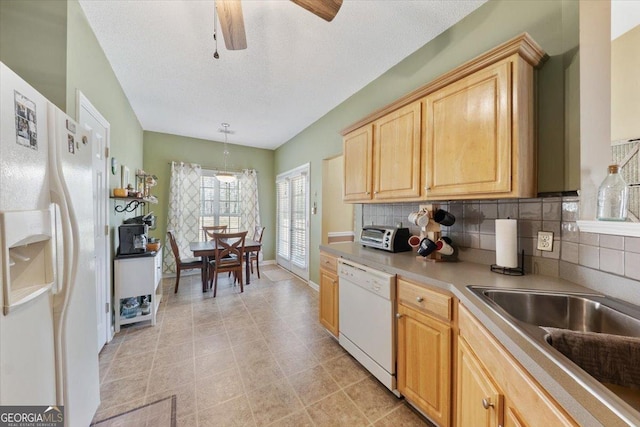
[94,265,433,426]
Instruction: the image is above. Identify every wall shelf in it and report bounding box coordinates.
[110,196,158,213]
[576,220,640,237]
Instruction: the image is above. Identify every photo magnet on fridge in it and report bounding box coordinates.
[14,90,37,150]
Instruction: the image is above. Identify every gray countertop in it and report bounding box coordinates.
[320,242,640,427]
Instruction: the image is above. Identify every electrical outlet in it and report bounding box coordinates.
[537,231,554,252]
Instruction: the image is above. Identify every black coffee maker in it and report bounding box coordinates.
[118,224,148,255]
[123,212,156,230]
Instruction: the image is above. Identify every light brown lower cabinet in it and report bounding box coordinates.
[397,278,453,427]
[318,252,338,336]
[457,304,578,427]
[456,337,504,427]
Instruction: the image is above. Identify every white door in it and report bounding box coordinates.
[276,164,310,280]
[77,91,111,350]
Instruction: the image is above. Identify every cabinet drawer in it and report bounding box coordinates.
[320,252,337,273]
[398,278,452,321]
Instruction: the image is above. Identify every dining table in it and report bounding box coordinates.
[189,238,262,292]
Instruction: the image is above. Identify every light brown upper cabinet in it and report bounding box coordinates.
[343,103,421,203]
[423,56,536,200]
[341,33,547,203]
[343,125,373,201]
[373,102,422,200]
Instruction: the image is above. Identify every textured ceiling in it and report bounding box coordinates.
[79,0,486,149]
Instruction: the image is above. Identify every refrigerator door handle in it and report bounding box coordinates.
[48,106,81,407]
[49,198,72,298]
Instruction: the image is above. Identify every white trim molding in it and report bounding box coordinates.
[328,231,355,244]
[577,220,640,237]
[307,280,320,292]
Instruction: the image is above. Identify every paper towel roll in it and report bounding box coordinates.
[495,219,518,268]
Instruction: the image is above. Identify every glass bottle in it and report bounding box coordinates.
[140,296,150,315]
[596,164,628,221]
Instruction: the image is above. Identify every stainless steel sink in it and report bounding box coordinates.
[468,286,640,421]
[474,288,640,337]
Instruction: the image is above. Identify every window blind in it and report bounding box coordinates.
[276,178,291,260]
[199,170,240,239]
[290,173,307,269]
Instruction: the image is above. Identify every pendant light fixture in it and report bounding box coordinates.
[213,3,220,59]
[215,123,236,183]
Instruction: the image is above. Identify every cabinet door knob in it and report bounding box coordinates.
[395,313,403,319]
[416,296,424,303]
[374,191,379,195]
[366,191,371,195]
[482,398,494,410]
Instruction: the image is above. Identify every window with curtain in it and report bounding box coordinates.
[200,170,240,239]
[164,162,202,273]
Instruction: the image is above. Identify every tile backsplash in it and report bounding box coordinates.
[361,196,640,285]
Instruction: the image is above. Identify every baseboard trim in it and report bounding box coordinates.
[308,280,319,292]
[161,270,201,279]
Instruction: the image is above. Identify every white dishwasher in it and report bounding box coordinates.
[338,259,398,394]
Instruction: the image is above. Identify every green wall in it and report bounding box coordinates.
[1,0,144,248]
[275,0,579,285]
[143,131,276,261]
[66,0,144,244]
[0,0,68,110]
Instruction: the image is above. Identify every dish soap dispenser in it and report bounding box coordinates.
[596,164,628,221]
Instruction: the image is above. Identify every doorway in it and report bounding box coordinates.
[77,91,111,351]
[322,155,354,244]
[276,164,310,280]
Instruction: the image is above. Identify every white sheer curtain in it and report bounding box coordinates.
[163,162,202,273]
[239,169,261,235]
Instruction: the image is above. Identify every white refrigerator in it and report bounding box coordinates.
[0,62,100,426]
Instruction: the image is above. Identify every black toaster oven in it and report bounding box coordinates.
[360,226,411,252]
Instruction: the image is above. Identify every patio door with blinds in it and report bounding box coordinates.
[276,164,310,280]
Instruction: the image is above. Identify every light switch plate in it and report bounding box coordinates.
[537,231,554,252]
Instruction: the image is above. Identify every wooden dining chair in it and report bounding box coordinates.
[248,226,266,278]
[204,225,233,278]
[203,225,228,241]
[209,231,248,297]
[167,230,204,293]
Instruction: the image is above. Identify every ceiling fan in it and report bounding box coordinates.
[214,0,343,51]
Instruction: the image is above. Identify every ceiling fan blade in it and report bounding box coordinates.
[215,0,247,50]
[290,0,343,22]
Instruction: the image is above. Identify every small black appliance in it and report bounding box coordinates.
[360,226,411,252]
[123,212,156,230]
[118,224,148,255]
